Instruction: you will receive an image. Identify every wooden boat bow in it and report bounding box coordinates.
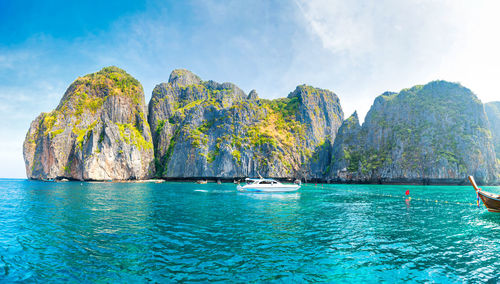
[469,176,500,213]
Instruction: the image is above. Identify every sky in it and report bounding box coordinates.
[1,0,499,178]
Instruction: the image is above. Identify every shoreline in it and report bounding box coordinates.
[25,176,500,186]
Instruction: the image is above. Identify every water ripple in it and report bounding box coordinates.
[1,181,500,281]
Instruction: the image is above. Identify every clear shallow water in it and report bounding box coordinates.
[1,180,500,282]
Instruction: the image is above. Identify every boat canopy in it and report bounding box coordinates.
[245,178,279,183]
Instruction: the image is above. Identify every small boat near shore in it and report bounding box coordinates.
[237,178,300,193]
[469,176,500,212]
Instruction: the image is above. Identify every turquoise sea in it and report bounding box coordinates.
[1,179,500,282]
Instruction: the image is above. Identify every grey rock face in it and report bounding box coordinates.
[23,67,154,180]
[485,102,500,162]
[148,70,344,179]
[330,112,363,180]
[329,81,499,184]
[247,90,259,100]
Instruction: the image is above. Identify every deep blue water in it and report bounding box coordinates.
[1,179,500,282]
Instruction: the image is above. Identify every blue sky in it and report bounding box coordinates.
[1,0,499,178]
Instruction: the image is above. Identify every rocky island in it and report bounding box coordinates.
[329,82,498,184]
[23,67,500,184]
[23,67,154,180]
[148,69,343,180]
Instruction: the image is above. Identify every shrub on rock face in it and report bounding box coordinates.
[23,66,154,180]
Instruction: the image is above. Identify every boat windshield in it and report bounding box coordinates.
[246,178,279,185]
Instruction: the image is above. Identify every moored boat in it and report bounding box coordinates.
[468,176,500,212]
[237,178,300,193]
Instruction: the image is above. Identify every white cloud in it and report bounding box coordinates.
[295,0,375,56]
[434,1,500,102]
[292,0,500,121]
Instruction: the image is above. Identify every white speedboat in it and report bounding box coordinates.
[237,178,300,192]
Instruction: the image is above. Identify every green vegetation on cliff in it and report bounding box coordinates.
[35,67,147,143]
[117,123,153,150]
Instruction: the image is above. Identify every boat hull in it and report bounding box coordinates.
[237,185,300,193]
[478,191,500,212]
[468,176,500,213]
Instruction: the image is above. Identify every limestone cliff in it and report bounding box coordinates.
[23,67,500,184]
[148,69,344,179]
[329,81,499,184]
[23,67,154,180]
[485,102,500,162]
